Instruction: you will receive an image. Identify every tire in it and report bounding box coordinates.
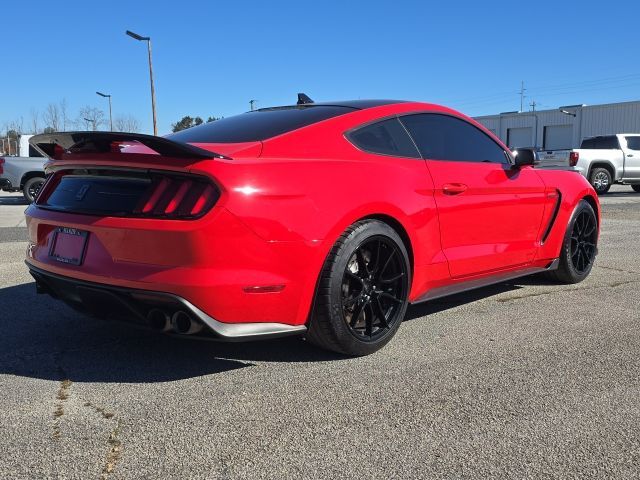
[306,220,410,356]
[632,185,640,193]
[23,176,46,203]
[589,167,612,194]
[545,200,598,284]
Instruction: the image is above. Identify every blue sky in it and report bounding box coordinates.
[2,0,639,135]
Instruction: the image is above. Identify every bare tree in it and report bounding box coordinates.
[114,115,140,133]
[77,106,106,131]
[60,98,69,131]
[30,109,40,134]
[43,103,61,131]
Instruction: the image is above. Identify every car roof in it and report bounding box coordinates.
[255,99,408,111]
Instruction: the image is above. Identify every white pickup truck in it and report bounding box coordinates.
[536,134,640,194]
[0,134,48,202]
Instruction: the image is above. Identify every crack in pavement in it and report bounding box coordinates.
[84,402,123,479]
[52,356,72,440]
[596,264,640,276]
[496,279,640,303]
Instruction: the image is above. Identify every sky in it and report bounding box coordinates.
[2,0,639,135]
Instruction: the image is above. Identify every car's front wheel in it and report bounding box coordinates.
[546,199,598,284]
[307,220,410,356]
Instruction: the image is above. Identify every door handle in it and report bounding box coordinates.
[442,183,468,195]
[628,154,634,157]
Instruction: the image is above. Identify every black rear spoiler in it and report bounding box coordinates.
[29,131,228,160]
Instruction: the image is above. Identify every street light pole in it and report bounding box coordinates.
[83,117,96,131]
[96,91,113,131]
[126,30,158,136]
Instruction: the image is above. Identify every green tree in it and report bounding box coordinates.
[172,115,219,132]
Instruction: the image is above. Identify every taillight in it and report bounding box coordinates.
[133,175,219,219]
[0,157,4,175]
[569,151,579,167]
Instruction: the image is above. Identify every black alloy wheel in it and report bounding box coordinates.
[545,199,598,284]
[569,209,597,274]
[341,236,407,341]
[307,220,410,356]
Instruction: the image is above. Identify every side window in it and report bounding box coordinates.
[589,136,620,149]
[347,117,420,158]
[626,136,640,151]
[399,113,508,164]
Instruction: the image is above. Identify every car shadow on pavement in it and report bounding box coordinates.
[0,275,554,383]
[0,282,347,384]
[601,190,640,198]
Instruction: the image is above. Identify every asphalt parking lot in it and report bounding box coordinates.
[0,187,639,479]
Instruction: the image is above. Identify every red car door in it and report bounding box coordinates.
[400,113,547,278]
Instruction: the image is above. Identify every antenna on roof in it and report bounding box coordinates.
[297,93,314,105]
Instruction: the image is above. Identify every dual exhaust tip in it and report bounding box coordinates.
[147,309,203,335]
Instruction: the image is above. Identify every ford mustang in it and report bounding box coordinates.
[25,97,600,355]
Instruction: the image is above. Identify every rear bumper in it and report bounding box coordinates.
[0,178,12,189]
[28,264,306,340]
[24,205,321,326]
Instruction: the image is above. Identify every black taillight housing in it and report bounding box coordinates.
[36,169,220,220]
[134,174,220,218]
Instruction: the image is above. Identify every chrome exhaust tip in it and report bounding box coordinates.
[147,308,171,332]
[171,311,203,335]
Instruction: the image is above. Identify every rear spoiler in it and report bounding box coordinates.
[29,131,228,160]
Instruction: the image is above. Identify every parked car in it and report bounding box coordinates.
[536,134,640,194]
[0,155,47,202]
[25,98,600,356]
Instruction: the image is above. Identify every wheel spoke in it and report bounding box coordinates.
[356,248,371,276]
[346,271,364,285]
[380,249,396,276]
[349,301,366,327]
[379,292,402,304]
[343,295,361,308]
[372,240,382,274]
[373,297,389,328]
[364,303,373,336]
[380,272,405,284]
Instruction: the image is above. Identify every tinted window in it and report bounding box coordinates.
[625,136,640,150]
[166,106,355,143]
[581,136,619,149]
[347,118,420,158]
[28,145,43,157]
[400,114,508,163]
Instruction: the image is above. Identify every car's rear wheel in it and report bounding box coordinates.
[545,200,598,284]
[589,167,612,194]
[631,185,640,193]
[307,220,410,356]
[23,176,45,203]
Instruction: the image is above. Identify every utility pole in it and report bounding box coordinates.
[249,99,257,111]
[530,100,537,112]
[519,81,527,112]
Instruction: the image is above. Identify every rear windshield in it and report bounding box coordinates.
[581,136,619,149]
[166,105,356,143]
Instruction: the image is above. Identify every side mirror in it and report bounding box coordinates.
[512,148,538,167]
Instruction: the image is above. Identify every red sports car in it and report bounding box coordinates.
[26,97,599,355]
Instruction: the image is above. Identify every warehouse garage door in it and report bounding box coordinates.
[507,127,533,148]
[544,125,573,150]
